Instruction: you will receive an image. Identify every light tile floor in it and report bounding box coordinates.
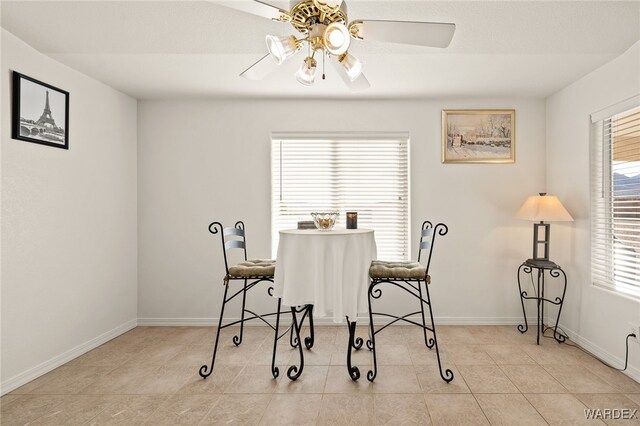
[2,325,640,425]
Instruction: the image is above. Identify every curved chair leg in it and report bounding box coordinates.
[233,279,248,346]
[287,306,305,381]
[423,278,454,383]
[366,282,378,382]
[417,281,434,349]
[271,297,282,378]
[517,264,529,334]
[199,280,230,379]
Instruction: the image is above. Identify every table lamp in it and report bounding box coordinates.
[516,193,573,264]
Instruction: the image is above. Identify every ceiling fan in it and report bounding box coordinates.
[216,0,456,90]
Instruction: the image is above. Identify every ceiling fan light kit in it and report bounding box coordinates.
[295,56,318,85]
[226,0,456,90]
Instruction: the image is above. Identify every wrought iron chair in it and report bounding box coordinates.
[366,221,454,383]
[199,221,283,379]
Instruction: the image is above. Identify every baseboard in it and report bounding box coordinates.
[558,323,640,383]
[137,316,536,327]
[0,319,137,396]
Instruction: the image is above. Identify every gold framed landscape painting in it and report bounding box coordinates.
[442,109,515,163]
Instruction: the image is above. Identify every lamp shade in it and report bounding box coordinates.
[516,194,574,222]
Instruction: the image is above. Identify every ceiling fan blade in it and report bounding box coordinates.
[352,20,455,48]
[216,0,290,21]
[347,73,371,91]
[329,56,371,91]
[240,53,280,80]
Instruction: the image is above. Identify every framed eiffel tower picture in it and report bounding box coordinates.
[12,72,69,149]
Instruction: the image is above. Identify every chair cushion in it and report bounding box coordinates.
[228,259,275,278]
[369,260,426,280]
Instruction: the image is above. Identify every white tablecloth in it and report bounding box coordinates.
[273,229,377,323]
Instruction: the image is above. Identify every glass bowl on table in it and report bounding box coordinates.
[310,212,339,231]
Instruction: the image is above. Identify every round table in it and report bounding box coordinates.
[273,228,377,323]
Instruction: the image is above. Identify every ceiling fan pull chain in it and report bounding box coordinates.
[322,52,326,80]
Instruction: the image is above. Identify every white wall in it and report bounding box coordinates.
[137,98,546,325]
[1,30,138,393]
[546,41,640,376]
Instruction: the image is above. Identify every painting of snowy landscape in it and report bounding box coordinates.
[442,110,515,163]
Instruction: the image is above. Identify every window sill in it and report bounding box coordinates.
[592,282,640,303]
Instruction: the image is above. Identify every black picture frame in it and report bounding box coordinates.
[12,71,69,150]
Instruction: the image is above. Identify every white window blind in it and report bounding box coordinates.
[591,105,640,297]
[271,133,410,261]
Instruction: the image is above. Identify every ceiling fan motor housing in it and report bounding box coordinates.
[289,0,348,34]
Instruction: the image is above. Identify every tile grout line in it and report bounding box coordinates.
[520,393,553,426]
[469,392,495,425]
[5,326,640,424]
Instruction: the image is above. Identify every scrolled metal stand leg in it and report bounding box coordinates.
[287,306,305,381]
[551,268,567,343]
[304,305,315,350]
[366,283,378,382]
[271,298,282,379]
[541,271,546,337]
[517,264,529,334]
[423,278,454,383]
[346,316,361,381]
[233,279,247,346]
[199,281,229,379]
[537,269,542,345]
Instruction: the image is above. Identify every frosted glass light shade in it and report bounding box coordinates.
[323,22,350,55]
[339,53,364,82]
[516,194,574,222]
[295,60,317,86]
[266,35,298,65]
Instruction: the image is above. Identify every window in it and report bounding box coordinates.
[591,102,640,297]
[271,133,409,261]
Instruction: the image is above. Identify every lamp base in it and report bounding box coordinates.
[532,222,550,261]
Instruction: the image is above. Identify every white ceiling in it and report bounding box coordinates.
[2,0,639,99]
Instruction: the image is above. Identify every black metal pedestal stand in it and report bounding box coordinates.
[517,259,567,345]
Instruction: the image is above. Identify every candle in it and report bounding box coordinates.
[346,212,358,229]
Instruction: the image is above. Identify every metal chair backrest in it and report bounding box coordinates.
[208,221,248,276]
[417,221,449,277]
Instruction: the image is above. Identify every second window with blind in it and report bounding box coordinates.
[591,104,640,297]
[271,134,410,261]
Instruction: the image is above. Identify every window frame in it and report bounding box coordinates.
[591,100,640,299]
[270,132,411,261]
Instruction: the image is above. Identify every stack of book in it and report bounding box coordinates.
[297,221,316,230]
